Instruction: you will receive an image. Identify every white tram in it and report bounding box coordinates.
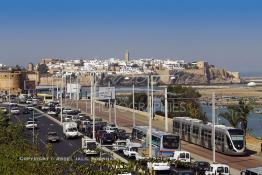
[173,117,245,155]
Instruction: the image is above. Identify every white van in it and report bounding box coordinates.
[205,163,230,175]
[170,151,191,163]
[63,122,79,139]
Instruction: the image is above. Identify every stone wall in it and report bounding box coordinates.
[0,71,22,94]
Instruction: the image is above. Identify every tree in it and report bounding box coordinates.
[164,85,203,121]
[236,99,253,134]
[219,109,240,128]
[37,64,48,75]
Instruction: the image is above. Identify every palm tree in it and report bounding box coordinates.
[237,99,253,134]
[219,109,240,128]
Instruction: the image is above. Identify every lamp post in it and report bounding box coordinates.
[60,71,64,123]
[92,72,96,140]
[212,92,216,163]
[8,69,11,118]
[124,75,150,127]
[108,81,112,123]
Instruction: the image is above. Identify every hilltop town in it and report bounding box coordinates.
[0,52,241,95]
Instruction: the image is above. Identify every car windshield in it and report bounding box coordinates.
[104,134,113,139]
[130,147,138,152]
[197,162,209,167]
[68,128,77,132]
[86,142,96,148]
[48,132,57,136]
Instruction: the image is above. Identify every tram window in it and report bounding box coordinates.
[226,136,233,150]
[174,122,180,129]
[187,125,190,133]
[193,126,199,134]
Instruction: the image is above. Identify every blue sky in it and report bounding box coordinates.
[0,0,261,73]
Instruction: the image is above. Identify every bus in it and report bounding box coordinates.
[132,126,180,157]
[173,117,246,155]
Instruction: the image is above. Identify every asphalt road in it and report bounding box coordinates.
[7,105,83,158]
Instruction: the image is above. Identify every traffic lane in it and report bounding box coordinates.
[10,106,83,157]
[34,111,83,157]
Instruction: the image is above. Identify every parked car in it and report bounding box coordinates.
[47,132,60,142]
[192,161,210,174]
[25,121,37,129]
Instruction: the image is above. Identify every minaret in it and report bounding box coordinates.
[124,49,129,63]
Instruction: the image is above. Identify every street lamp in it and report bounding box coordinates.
[124,75,150,127]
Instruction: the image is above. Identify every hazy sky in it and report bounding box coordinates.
[0,0,261,73]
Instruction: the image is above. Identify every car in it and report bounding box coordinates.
[241,167,262,175]
[10,107,20,114]
[192,161,210,174]
[47,132,60,142]
[205,163,230,175]
[25,121,37,129]
[79,120,91,132]
[0,107,7,114]
[26,100,32,104]
[26,105,34,111]
[96,130,107,142]
[23,108,30,114]
[101,132,115,144]
[28,117,37,122]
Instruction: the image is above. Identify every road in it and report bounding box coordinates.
[66,99,262,171]
[8,105,83,158]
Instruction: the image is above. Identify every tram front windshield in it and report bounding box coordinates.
[228,129,244,149]
[162,135,179,149]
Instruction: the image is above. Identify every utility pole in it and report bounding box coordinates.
[148,95,152,158]
[165,87,168,132]
[108,81,111,123]
[60,71,63,123]
[132,83,135,127]
[212,92,216,163]
[8,69,11,118]
[149,75,153,158]
[76,73,79,110]
[92,73,96,140]
[114,99,117,126]
[69,74,72,100]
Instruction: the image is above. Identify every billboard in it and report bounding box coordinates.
[98,87,115,100]
[66,83,81,93]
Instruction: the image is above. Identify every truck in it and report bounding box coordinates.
[63,122,79,139]
[82,137,98,155]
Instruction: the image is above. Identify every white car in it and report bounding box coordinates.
[25,121,37,129]
[0,107,7,113]
[170,151,191,163]
[26,100,32,104]
[10,107,20,114]
[205,163,230,175]
[123,142,142,158]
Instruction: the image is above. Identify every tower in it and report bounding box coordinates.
[124,49,129,63]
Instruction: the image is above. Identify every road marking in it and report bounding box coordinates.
[69,143,73,147]
[40,138,47,146]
